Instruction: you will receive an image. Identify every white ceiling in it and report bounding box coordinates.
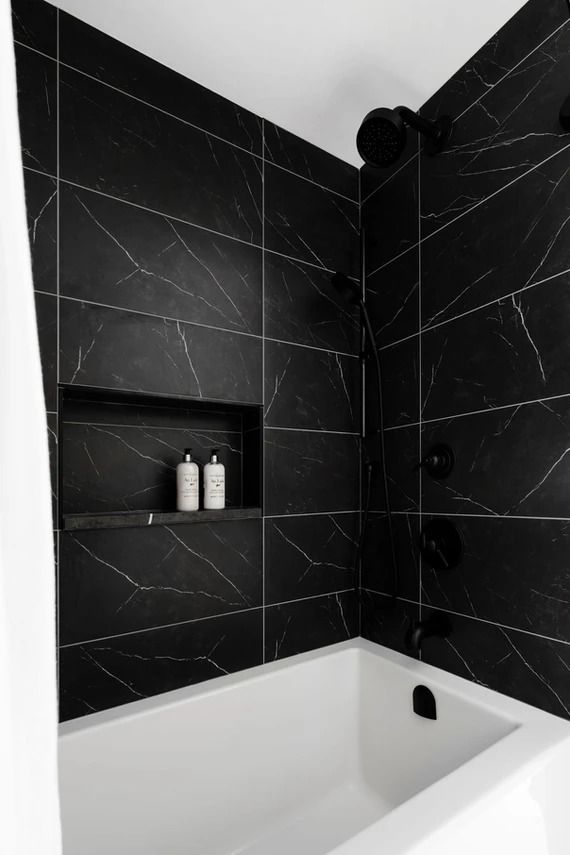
[53,0,528,166]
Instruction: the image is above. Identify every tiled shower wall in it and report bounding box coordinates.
[361,0,570,719]
[13,0,360,720]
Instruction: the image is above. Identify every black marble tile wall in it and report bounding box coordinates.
[361,0,570,719]
[14,0,359,720]
[265,590,358,662]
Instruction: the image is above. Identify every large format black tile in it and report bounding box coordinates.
[264,429,359,515]
[421,22,570,236]
[421,147,570,329]
[14,43,57,174]
[421,272,570,420]
[59,608,263,720]
[12,0,58,57]
[264,121,358,200]
[34,291,57,411]
[264,340,359,432]
[59,521,262,644]
[264,254,359,354]
[265,590,357,662]
[59,12,262,153]
[362,154,418,274]
[421,515,570,641]
[60,185,262,334]
[374,443,420,515]
[422,612,570,720]
[24,169,57,294]
[265,513,358,603]
[61,422,242,514]
[362,512,420,601]
[423,0,569,121]
[365,426,419,514]
[360,590,419,658]
[59,67,262,244]
[421,397,570,518]
[59,301,262,404]
[264,163,358,275]
[360,132,419,203]
[366,247,419,348]
[370,335,419,428]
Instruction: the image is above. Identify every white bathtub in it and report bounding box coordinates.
[59,639,570,855]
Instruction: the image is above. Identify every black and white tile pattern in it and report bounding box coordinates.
[15,0,359,720]
[362,0,570,720]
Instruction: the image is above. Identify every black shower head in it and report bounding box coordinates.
[331,272,361,306]
[356,108,407,168]
[357,106,452,168]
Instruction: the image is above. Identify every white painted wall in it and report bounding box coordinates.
[53,0,528,165]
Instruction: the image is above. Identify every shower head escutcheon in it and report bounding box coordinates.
[357,106,452,168]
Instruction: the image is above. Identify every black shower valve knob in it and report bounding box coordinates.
[416,443,454,479]
[419,519,463,570]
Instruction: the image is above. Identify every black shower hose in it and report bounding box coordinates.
[356,301,399,600]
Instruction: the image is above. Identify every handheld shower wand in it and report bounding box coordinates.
[332,251,399,599]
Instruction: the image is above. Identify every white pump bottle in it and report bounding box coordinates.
[204,448,225,510]
[176,448,199,511]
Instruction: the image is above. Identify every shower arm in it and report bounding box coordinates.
[397,106,443,140]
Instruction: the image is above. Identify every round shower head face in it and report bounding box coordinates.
[357,108,407,167]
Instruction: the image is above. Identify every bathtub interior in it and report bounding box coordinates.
[58,643,517,855]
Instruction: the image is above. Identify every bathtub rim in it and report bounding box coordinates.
[58,638,570,854]
[59,637,570,738]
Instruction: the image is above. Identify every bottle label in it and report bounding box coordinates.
[182,474,198,497]
[206,475,225,497]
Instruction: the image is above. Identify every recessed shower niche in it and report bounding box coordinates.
[59,387,262,530]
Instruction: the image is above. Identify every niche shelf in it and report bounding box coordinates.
[63,507,262,532]
[58,386,262,530]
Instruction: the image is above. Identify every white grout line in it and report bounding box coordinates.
[361,587,570,648]
[262,157,358,205]
[264,336,358,358]
[453,17,570,125]
[420,267,570,336]
[62,421,241,433]
[52,291,358,358]
[58,589,355,650]
[360,18,570,209]
[14,40,357,205]
[373,509,570,523]
[366,142,570,281]
[374,266,570,350]
[383,388,570,432]
[361,150,419,205]
[265,509,357,519]
[25,165,359,280]
[265,426,360,436]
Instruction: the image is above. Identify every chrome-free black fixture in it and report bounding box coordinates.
[416,443,455,480]
[406,612,452,652]
[413,685,437,720]
[357,106,452,167]
[419,518,463,571]
[331,264,399,599]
